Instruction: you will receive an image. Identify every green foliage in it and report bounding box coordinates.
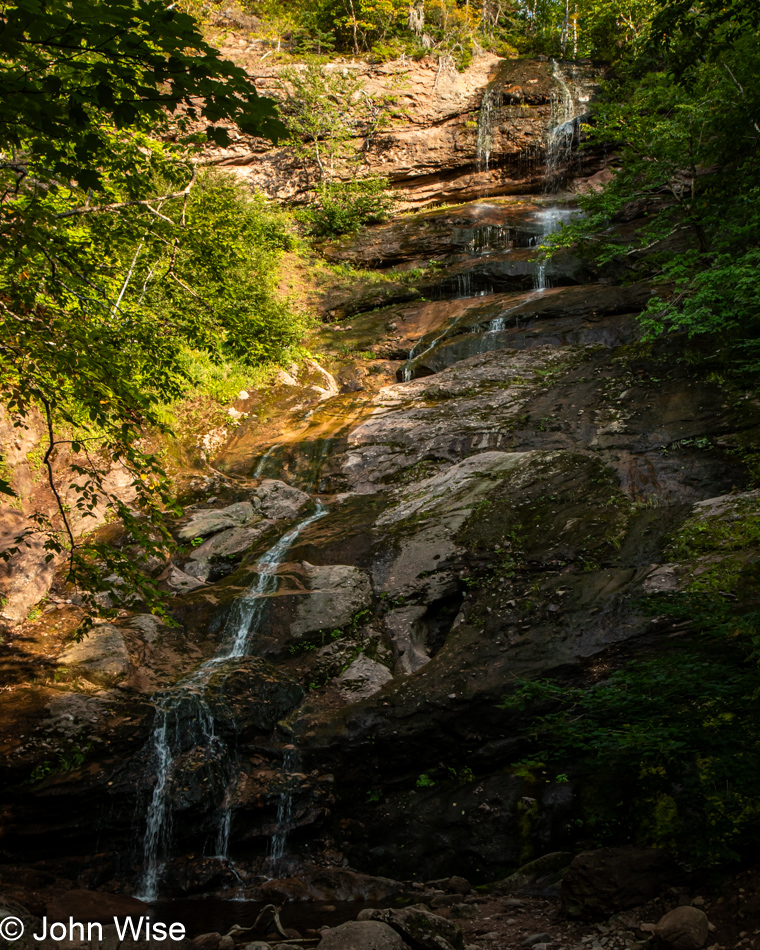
[416,772,436,787]
[303,178,396,237]
[0,0,286,189]
[246,0,660,63]
[549,5,760,383]
[0,0,295,627]
[29,743,91,783]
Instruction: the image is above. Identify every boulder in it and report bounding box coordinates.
[289,563,373,637]
[165,565,207,592]
[188,521,276,560]
[334,654,393,701]
[204,657,304,739]
[654,907,709,950]
[493,851,574,891]
[253,480,311,521]
[561,848,679,918]
[318,921,410,950]
[360,908,464,950]
[45,889,149,923]
[178,502,257,540]
[56,624,131,686]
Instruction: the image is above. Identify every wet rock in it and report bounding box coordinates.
[257,868,404,903]
[653,907,709,950]
[45,889,149,923]
[360,907,464,950]
[253,480,311,520]
[56,624,131,687]
[178,502,257,540]
[204,657,304,739]
[561,848,679,918]
[334,653,393,701]
[318,920,411,950]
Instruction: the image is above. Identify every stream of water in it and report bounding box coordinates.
[137,503,328,900]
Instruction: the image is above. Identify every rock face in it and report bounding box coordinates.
[56,624,132,687]
[2,54,760,901]
[561,848,680,918]
[209,56,603,207]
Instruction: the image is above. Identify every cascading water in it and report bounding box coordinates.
[544,61,586,192]
[531,206,578,291]
[136,502,329,900]
[476,86,498,173]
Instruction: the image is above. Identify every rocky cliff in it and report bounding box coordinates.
[0,51,758,912]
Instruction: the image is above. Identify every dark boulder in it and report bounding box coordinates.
[359,907,464,950]
[561,847,680,918]
[318,920,411,950]
[654,907,709,950]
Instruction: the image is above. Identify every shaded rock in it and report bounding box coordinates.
[253,480,311,520]
[318,920,410,950]
[654,907,709,950]
[192,934,223,950]
[165,565,207,592]
[494,851,573,890]
[204,657,304,739]
[523,935,552,947]
[290,563,373,637]
[361,907,464,950]
[178,502,257,540]
[384,606,431,675]
[447,876,472,895]
[561,848,679,918]
[56,625,131,687]
[45,889,149,923]
[334,654,393,701]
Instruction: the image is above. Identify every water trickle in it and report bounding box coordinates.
[136,503,329,900]
[253,444,279,479]
[267,745,301,874]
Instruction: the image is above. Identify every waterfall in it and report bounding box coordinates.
[471,225,514,252]
[531,206,577,291]
[267,745,300,874]
[135,503,329,900]
[544,61,584,191]
[476,86,498,173]
[253,444,279,479]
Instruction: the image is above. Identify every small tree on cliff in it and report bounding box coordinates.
[275,63,397,235]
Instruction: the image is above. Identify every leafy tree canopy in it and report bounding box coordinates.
[0,0,299,626]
